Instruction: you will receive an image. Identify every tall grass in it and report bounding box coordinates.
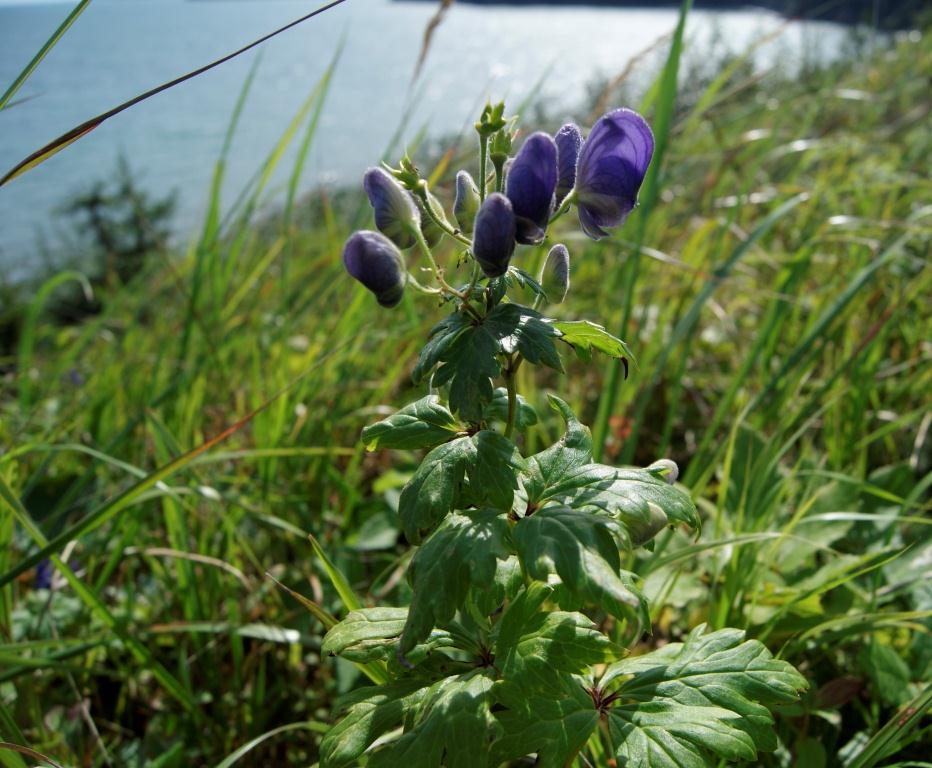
[0,19,929,768]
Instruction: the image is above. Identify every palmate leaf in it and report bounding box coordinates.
[491,673,600,768]
[522,396,592,501]
[322,607,456,664]
[398,431,524,542]
[413,304,562,423]
[513,506,647,625]
[603,625,808,767]
[494,583,622,686]
[361,396,463,451]
[551,319,634,365]
[401,510,511,655]
[319,679,430,768]
[368,670,501,768]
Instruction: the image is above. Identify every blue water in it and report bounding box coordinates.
[0,0,848,282]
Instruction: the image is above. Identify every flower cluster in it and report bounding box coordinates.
[342,106,654,306]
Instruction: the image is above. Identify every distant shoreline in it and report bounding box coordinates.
[394,0,923,29]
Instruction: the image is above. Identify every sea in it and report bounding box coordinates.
[0,0,852,282]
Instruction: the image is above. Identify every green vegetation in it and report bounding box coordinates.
[1,19,930,768]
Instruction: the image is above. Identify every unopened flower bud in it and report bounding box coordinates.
[342,230,406,308]
[363,167,420,249]
[541,243,570,304]
[554,123,582,207]
[453,170,480,235]
[472,193,516,278]
[415,191,447,248]
[505,132,558,245]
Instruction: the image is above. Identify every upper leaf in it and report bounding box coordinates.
[401,509,512,655]
[552,319,633,365]
[494,583,622,686]
[491,673,599,768]
[469,430,527,509]
[513,506,647,626]
[484,302,563,372]
[367,670,501,768]
[319,679,430,768]
[322,607,456,665]
[398,436,475,543]
[523,396,593,503]
[361,396,462,451]
[412,311,472,384]
[602,624,808,767]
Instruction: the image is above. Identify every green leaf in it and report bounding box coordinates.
[361,396,462,451]
[368,670,501,768]
[494,583,622,686]
[523,396,593,503]
[433,322,501,422]
[513,506,646,625]
[319,680,430,768]
[322,608,455,664]
[401,510,511,655]
[602,624,808,767]
[484,387,538,429]
[469,431,526,509]
[412,311,472,384]
[506,266,547,300]
[544,463,700,534]
[484,303,563,371]
[491,673,599,768]
[551,319,633,364]
[469,555,524,617]
[398,437,475,543]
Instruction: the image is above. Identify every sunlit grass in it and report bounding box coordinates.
[0,22,929,767]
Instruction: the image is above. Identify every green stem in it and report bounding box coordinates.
[414,185,472,246]
[548,190,575,225]
[503,355,523,440]
[478,134,489,203]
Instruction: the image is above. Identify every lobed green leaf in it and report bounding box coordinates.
[361,396,462,451]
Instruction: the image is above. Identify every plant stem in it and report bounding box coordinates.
[414,185,472,246]
[478,134,489,203]
[503,354,524,440]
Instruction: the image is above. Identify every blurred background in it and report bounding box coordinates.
[0,1,929,766]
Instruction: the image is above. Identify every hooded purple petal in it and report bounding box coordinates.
[575,108,654,241]
[505,131,557,245]
[472,193,516,278]
[343,230,406,308]
[363,167,420,249]
[554,123,582,207]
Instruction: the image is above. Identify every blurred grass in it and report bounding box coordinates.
[0,20,930,768]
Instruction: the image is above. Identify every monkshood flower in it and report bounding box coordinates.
[363,167,420,249]
[554,123,582,208]
[472,192,516,278]
[575,108,654,240]
[505,132,558,245]
[453,170,480,235]
[541,243,570,304]
[342,230,406,308]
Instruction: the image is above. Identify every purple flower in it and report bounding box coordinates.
[505,132,557,245]
[554,123,582,207]
[541,243,570,304]
[453,170,480,235]
[343,230,406,308]
[472,193,516,278]
[363,167,420,249]
[575,108,654,240]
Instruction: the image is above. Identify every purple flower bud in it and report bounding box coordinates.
[472,193,516,278]
[505,132,558,245]
[554,123,582,207]
[575,108,654,240]
[363,167,420,249]
[453,170,480,235]
[541,243,570,304]
[343,230,406,308]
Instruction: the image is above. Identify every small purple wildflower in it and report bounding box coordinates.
[554,123,582,208]
[472,193,516,278]
[343,230,406,308]
[575,108,654,240]
[363,167,420,249]
[505,132,558,245]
